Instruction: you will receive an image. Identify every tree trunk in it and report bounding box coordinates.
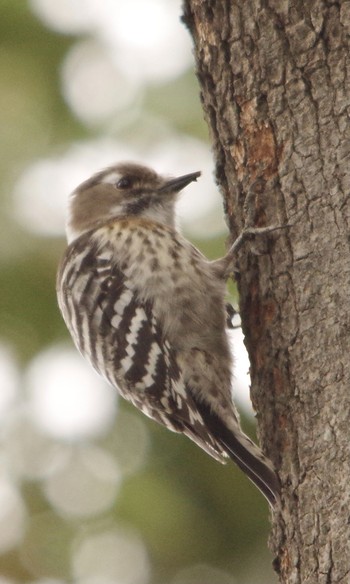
[182,1,350,582]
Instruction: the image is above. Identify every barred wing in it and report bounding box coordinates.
[57,234,227,462]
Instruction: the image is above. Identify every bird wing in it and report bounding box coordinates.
[58,235,227,462]
[96,270,228,463]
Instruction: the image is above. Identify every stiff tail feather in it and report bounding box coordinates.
[195,399,280,507]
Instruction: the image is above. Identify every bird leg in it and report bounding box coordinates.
[211,222,289,281]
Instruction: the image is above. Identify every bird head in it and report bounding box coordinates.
[67,162,201,243]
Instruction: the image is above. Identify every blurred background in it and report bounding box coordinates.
[0,1,276,583]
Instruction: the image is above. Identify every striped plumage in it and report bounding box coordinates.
[57,162,279,506]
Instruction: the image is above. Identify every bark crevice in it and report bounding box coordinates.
[183,1,350,582]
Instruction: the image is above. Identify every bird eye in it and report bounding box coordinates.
[116,177,132,189]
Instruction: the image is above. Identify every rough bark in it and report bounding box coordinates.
[182,1,350,583]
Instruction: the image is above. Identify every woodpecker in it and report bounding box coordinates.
[57,162,280,506]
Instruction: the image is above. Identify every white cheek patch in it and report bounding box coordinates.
[111,203,126,216]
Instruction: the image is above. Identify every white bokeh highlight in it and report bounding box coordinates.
[72,526,150,584]
[30,0,192,84]
[100,0,193,83]
[29,0,102,34]
[61,40,139,125]
[229,327,253,415]
[43,446,121,517]
[3,417,68,481]
[0,478,26,553]
[26,345,117,440]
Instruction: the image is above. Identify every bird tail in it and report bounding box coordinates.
[194,399,280,507]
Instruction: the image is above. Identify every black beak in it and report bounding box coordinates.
[158,171,201,194]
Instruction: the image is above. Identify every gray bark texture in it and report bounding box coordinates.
[182,1,350,583]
